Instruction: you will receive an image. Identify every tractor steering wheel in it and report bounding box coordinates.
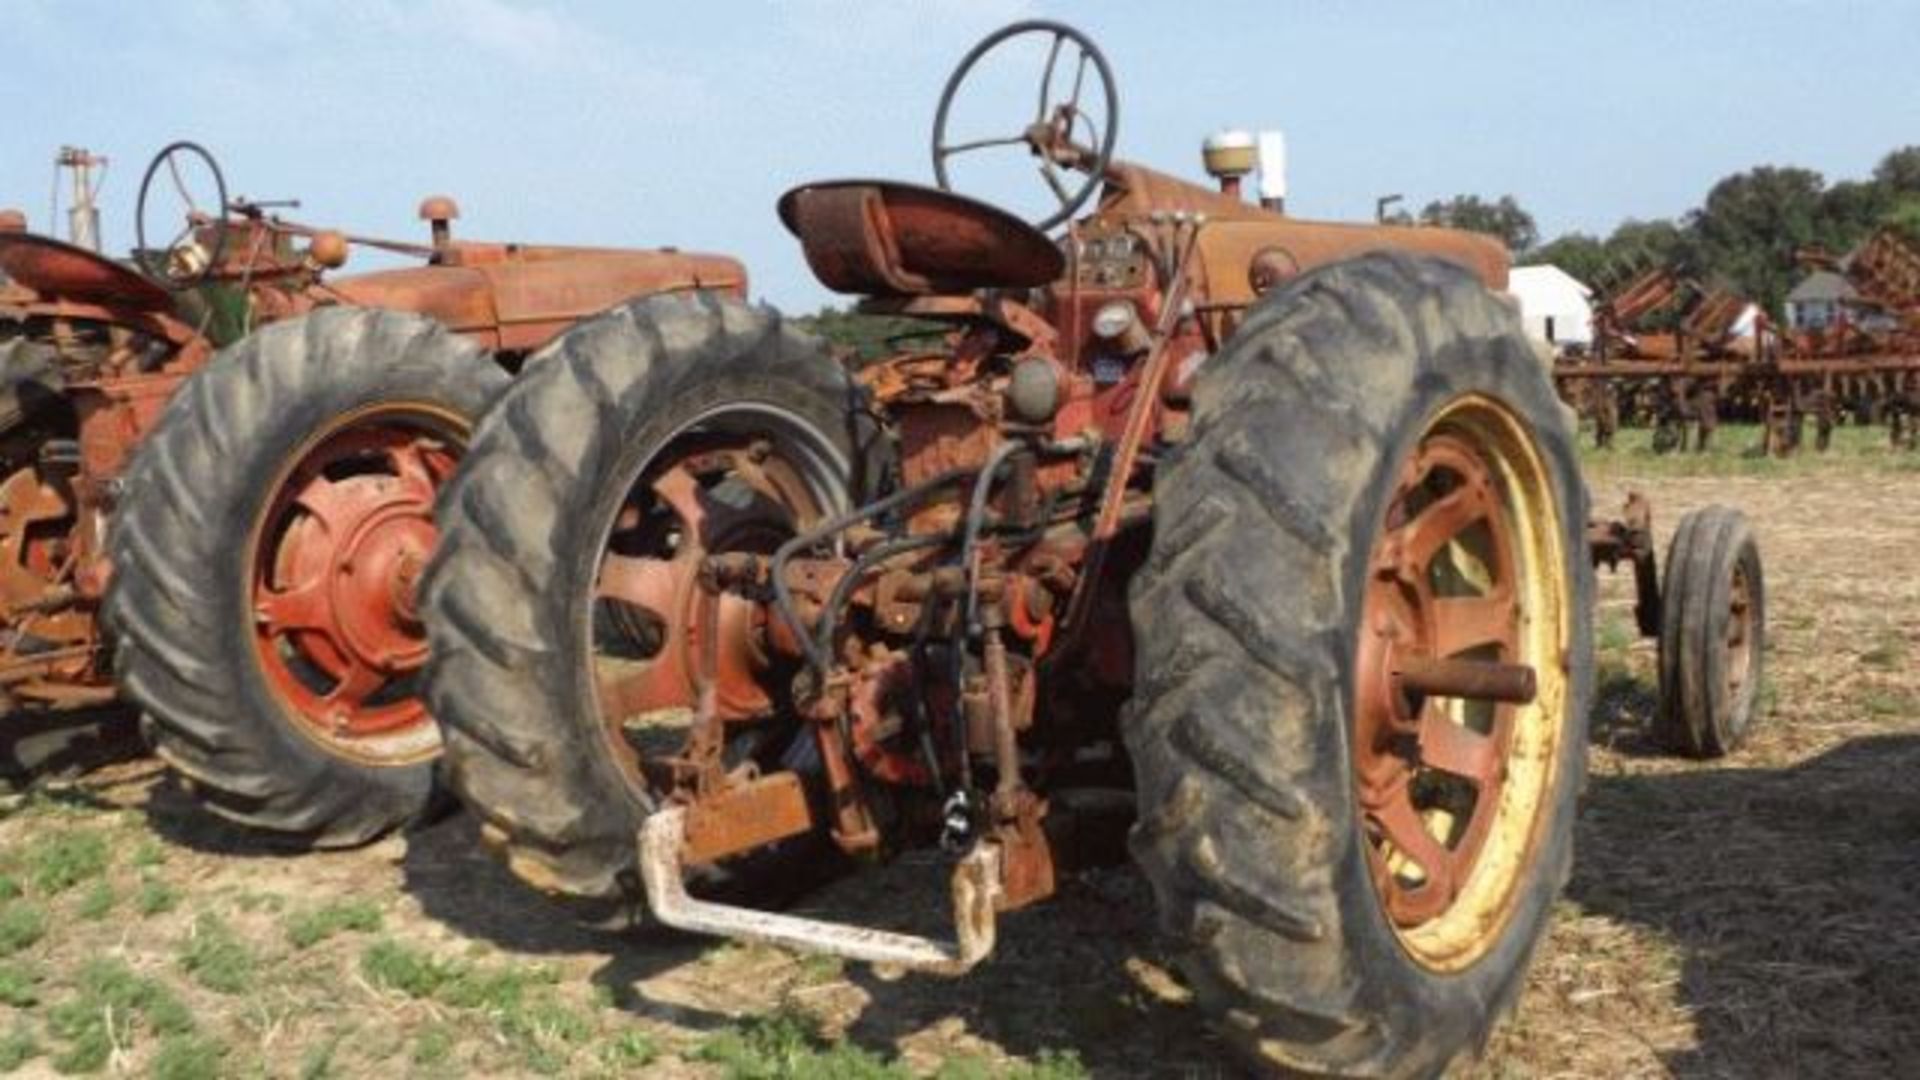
[931,20,1119,232]
[135,141,230,291]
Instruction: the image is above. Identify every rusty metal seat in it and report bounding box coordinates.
[777,180,1063,298]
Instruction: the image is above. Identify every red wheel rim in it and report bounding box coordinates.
[248,402,466,766]
[588,408,848,801]
[1350,396,1572,971]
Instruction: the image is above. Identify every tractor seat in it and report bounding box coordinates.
[0,232,171,309]
[777,180,1064,297]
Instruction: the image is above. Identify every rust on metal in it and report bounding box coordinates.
[1353,429,1521,927]
[1555,228,1920,453]
[1396,656,1538,706]
[778,181,1064,296]
[0,140,759,726]
[640,806,1002,975]
[0,232,173,308]
[247,408,464,762]
[682,772,815,866]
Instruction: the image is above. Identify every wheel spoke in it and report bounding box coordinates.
[1417,708,1500,784]
[292,474,354,536]
[165,152,199,214]
[1370,792,1457,898]
[1430,593,1513,656]
[1067,49,1089,115]
[1039,161,1072,206]
[324,662,385,714]
[940,134,1029,158]
[385,438,441,501]
[598,658,690,722]
[256,578,330,634]
[1398,484,1491,572]
[650,463,706,539]
[1036,31,1065,122]
[597,553,679,610]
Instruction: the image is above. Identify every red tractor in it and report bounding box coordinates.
[0,142,744,844]
[419,23,1765,1075]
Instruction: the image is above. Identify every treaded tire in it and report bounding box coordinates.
[0,336,66,432]
[421,291,874,912]
[105,308,507,847]
[1653,506,1764,757]
[1125,253,1593,1078]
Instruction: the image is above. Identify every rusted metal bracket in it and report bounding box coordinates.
[639,806,1003,975]
[1586,492,1661,637]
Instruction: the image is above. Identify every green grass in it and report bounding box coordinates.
[129,839,167,870]
[361,940,593,1074]
[0,1022,37,1072]
[152,1033,227,1080]
[498,997,595,1074]
[696,1009,906,1080]
[412,1024,456,1067]
[298,1032,344,1079]
[362,940,559,1010]
[285,899,383,950]
[178,913,256,994]
[598,1029,657,1069]
[76,880,115,921]
[1863,691,1915,718]
[0,901,47,956]
[1597,615,1636,657]
[46,958,194,1073]
[25,829,110,895]
[136,878,180,917]
[0,960,40,1007]
[1580,421,1920,477]
[1859,637,1906,669]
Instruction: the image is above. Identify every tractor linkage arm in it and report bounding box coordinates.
[1587,491,1662,638]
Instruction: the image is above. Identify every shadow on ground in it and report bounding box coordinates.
[1571,734,1920,1077]
[0,705,140,786]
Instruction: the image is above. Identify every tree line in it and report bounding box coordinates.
[1417,146,1920,312]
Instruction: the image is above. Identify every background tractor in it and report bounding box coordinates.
[0,142,745,845]
[420,22,1765,1076]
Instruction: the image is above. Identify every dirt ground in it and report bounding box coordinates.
[1,439,1917,1078]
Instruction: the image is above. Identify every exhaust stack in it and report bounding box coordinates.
[1256,131,1287,214]
[55,147,107,252]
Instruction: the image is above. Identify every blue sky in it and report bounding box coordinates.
[4,1,1915,309]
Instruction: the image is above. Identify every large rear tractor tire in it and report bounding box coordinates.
[422,292,872,916]
[1653,506,1764,758]
[1127,254,1592,1078]
[106,309,507,847]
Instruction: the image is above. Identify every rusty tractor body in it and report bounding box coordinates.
[1556,229,1920,453]
[0,142,742,841]
[420,22,1765,1076]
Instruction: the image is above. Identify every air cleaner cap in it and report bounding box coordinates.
[1202,130,1258,179]
[417,195,461,222]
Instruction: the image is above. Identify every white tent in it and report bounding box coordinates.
[1506,265,1594,348]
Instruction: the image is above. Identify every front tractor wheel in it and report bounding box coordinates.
[107,309,507,847]
[1127,254,1592,1077]
[1654,505,1765,757]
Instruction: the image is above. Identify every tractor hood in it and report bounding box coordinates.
[1093,162,1510,302]
[330,245,748,353]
